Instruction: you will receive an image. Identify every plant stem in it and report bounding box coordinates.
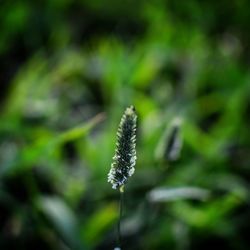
[117,185,124,249]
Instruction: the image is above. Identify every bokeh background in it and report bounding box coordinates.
[1,1,250,249]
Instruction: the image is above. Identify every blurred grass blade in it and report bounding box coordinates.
[38,196,87,250]
[56,112,105,144]
[148,187,211,202]
[81,203,117,247]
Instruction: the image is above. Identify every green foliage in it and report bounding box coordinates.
[0,1,250,249]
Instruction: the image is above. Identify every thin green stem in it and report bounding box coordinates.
[117,186,124,249]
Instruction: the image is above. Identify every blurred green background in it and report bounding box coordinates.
[1,0,250,249]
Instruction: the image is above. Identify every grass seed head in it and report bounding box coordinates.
[108,106,137,190]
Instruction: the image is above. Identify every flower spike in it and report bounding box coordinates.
[108,106,137,190]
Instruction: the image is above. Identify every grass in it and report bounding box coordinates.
[0,1,250,249]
